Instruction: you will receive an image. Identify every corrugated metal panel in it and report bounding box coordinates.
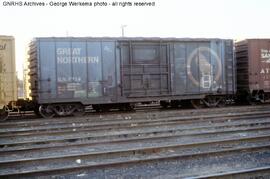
[224,40,235,93]
[173,39,234,95]
[0,36,17,108]
[28,40,39,101]
[235,40,249,91]
[30,38,118,104]
[236,39,270,92]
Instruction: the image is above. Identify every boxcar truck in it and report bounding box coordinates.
[0,36,17,120]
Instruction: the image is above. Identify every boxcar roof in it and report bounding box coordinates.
[0,35,14,40]
[33,37,232,42]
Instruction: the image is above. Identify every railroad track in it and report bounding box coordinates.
[1,109,270,136]
[5,103,269,122]
[2,104,270,132]
[1,105,270,178]
[5,103,161,121]
[195,166,270,179]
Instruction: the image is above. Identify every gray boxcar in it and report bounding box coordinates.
[28,37,235,117]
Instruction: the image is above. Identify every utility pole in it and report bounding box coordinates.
[121,25,127,37]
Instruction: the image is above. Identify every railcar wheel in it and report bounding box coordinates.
[54,105,66,116]
[119,103,132,111]
[180,100,192,109]
[217,98,227,107]
[92,105,101,112]
[246,96,259,105]
[171,100,180,108]
[73,104,85,117]
[160,101,169,108]
[39,105,55,118]
[33,107,41,117]
[191,99,206,109]
[126,103,135,111]
[100,105,110,112]
[0,106,9,121]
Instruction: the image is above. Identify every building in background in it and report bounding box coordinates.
[23,45,31,99]
[17,78,24,98]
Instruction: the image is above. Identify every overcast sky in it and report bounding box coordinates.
[1,0,270,79]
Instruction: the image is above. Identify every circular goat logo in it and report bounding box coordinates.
[187,47,222,88]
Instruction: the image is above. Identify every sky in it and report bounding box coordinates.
[0,0,270,79]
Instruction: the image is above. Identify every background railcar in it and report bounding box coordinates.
[235,39,270,103]
[28,37,235,117]
[0,36,17,120]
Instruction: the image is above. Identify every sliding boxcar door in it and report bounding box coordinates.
[120,41,170,97]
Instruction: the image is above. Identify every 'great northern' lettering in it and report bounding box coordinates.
[57,48,81,56]
[56,48,99,64]
[57,56,99,64]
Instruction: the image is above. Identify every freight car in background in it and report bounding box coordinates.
[28,37,235,118]
[235,39,270,103]
[0,36,17,120]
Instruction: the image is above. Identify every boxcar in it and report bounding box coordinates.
[28,37,235,117]
[235,39,270,103]
[0,36,17,120]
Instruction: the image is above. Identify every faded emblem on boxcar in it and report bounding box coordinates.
[187,47,222,89]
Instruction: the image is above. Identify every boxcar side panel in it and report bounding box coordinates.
[56,40,82,99]
[172,43,187,95]
[87,41,103,98]
[101,41,117,101]
[223,40,235,93]
[37,38,119,104]
[236,39,270,93]
[235,40,249,92]
[186,42,200,93]
[39,41,57,100]
[0,36,17,108]
[173,40,232,95]
[70,41,88,98]
[210,40,223,92]
[249,40,270,92]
